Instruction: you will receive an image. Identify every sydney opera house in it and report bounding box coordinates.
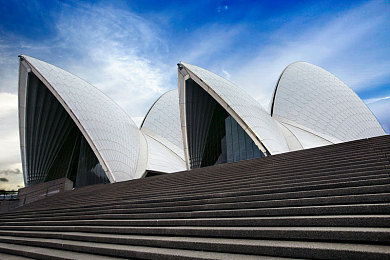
[2,55,388,259]
[18,55,385,188]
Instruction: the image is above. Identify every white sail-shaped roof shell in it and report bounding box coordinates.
[141,90,185,152]
[140,90,186,173]
[179,62,290,157]
[271,62,385,147]
[19,55,142,183]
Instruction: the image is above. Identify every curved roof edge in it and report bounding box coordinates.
[19,56,114,182]
[140,89,176,129]
[142,131,187,173]
[179,62,290,156]
[271,61,385,143]
[140,89,186,173]
[141,89,184,152]
[19,55,142,183]
[270,61,303,117]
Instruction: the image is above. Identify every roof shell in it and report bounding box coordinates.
[19,55,141,182]
[179,62,290,155]
[142,133,186,173]
[140,89,186,173]
[271,62,385,142]
[141,89,184,151]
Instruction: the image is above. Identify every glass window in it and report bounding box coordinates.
[185,78,267,168]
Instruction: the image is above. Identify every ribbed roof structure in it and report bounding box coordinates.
[179,62,290,156]
[141,90,186,173]
[141,90,184,152]
[19,55,141,183]
[271,62,385,148]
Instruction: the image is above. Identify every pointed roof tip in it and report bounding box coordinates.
[19,54,32,58]
[179,62,201,73]
[18,54,27,60]
[177,62,184,70]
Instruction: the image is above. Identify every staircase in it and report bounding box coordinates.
[0,135,389,259]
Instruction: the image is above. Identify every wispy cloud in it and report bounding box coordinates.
[0,168,23,191]
[50,2,174,117]
[0,93,21,170]
[366,96,390,133]
[223,0,390,107]
[177,24,244,67]
[364,96,390,105]
[0,169,22,175]
[0,42,19,93]
[0,1,176,117]
[0,92,23,190]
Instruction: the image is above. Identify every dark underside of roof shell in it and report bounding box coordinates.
[1,134,389,259]
[185,78,265,169]
[24,72,109,187]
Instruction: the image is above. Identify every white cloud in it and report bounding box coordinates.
[222,69,231,80]
[0,93,23,190]
[0,93,20,168]
[50,3,173,117]
[364,96,390,105]
[366,96,390,133]
[177,23,243,66]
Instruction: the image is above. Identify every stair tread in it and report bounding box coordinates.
[0,241,123,260]
[0,236,289,260]
[0,135,388,259]
[0,234,389,255]
[0,252,33,260]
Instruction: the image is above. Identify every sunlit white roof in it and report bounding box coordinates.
[143,133,186,173]
[271,62,385,144]
[19,55,141,182]
[140,89,186,173]
[179,62,290,155]
[141,90,184,150]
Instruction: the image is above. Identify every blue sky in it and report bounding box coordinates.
[0,0,389,189]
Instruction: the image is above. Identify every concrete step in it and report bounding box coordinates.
[0,234,388,259]
[10,172,390,216]
[2,215,389,228]
[1,192,389,223]
[0,236,277,260]
[133,158,386,186]
[0,203,388,223]
[0,252,33,260]
[13,146,386,211]
[1,227,389,243]
[123,170,389,195]
[0,135,387,259]
[0,241,123,260]
[68,161,390,192]
[7,182,390,219]
[53,167,390,204]
[13,148,389,211]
